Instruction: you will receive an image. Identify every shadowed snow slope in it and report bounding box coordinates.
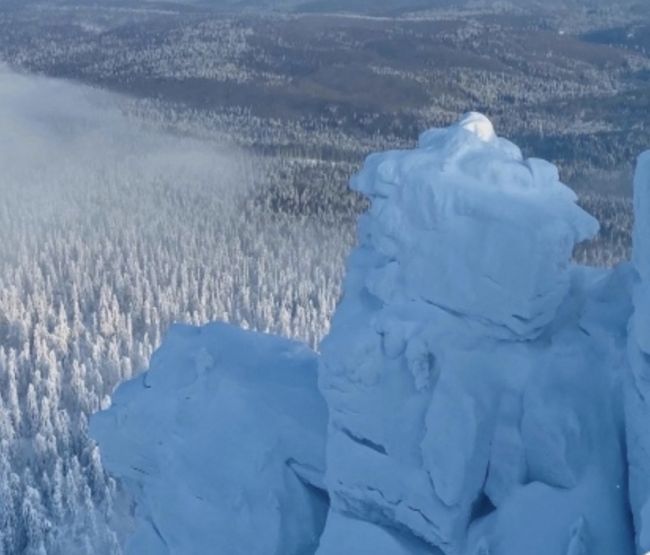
[92,115,650,555]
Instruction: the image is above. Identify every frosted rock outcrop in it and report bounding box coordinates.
[317,114,633,554]
[349,114,598,339]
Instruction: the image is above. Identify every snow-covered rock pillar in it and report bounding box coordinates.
[317,113,606,554]
[627,151,650,554]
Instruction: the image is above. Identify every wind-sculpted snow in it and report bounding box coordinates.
[91,323,328,555]
[94,116,650,554]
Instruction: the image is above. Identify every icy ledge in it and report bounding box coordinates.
[92,114,650,555]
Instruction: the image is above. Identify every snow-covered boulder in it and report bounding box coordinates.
[318,114,634,554]
[90,322,328,555]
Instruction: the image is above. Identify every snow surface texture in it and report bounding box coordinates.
[92,114,650,554]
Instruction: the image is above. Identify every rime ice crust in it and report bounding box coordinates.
[91,323,328,555]
[318,115,632,554]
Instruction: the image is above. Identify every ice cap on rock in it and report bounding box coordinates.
[456,112,496,142]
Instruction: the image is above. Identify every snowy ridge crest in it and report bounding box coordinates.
[92,114,650,555]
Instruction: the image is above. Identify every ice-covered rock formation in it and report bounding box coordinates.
[626,151,650,554]
[317,114,634,555]
[91,323,328,555]
[91,115,650,555]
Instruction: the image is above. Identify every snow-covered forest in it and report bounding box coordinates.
[0,66,351,553]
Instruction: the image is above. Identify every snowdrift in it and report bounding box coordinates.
[92,114,650,555]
